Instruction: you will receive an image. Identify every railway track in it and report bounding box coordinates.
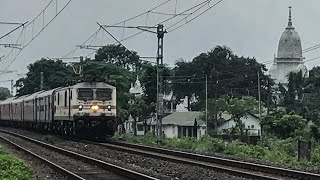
[0,130,158,180]
[91,140,320,180]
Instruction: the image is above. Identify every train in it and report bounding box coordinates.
[0,81,117,139]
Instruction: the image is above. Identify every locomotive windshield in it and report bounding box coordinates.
[96,88,112,101]
[78,88,94,100]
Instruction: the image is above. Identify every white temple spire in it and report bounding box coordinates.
[286,6,294,29]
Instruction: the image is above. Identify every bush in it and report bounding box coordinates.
[164,137,194,150]
[114,133,320,168]
[0,146,34,180]
[192,135,225,152]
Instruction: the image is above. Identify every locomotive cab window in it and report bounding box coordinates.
[96,89,112,101]
[78,88,93,100]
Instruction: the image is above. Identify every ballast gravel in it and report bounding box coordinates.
[1,128,251,180]
[0,138,67,180]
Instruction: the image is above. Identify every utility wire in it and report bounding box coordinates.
[0,21,28,41]
[0,0,72,75]
[115,0,218,43]
[167,0,224,33]
[62,0,173,59]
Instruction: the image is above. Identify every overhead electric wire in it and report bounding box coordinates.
[115,0,220,43]
[0,27,25,63]
[149,11,191,16]
[167,0,224,33]
[260,43,320,66]
[0,0,72,75]
[0,21,28,41]
[62,0,174,59]
[62,27,101,58]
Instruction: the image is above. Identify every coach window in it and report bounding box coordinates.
[64,90,67,107]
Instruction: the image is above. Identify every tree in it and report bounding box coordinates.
[203,96,260,136]
[128,96,149,135]
[227,96,260,137]
[172,46,271,111]
[0,87,11,100]
[201,97,228,133]
[16,58,74,96]
[261,109,308,139]
[273,114,307,139]
[261,108,286,135]
[95,44,141,72]
[172,59,198,110]
[140,63,172,109]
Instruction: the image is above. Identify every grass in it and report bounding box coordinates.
[0,145,34,180]
[113,132,320,168]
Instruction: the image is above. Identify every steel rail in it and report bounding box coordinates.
[102,140,320,180]
[83,140,277,180]
[0,135,85,180]
[0,130,158,180]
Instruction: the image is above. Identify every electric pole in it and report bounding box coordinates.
[205,75,208,134]
[40,71,44,90]
[10,79,14,95]
[156,24,165,143]
[98,22,166,142]
[257,70,261,118]
[214,80,218,135]
[257,70,262,138]
[267,76,271,115]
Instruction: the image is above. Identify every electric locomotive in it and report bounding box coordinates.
[0,81,117,139]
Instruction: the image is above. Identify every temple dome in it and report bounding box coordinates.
[277,7,302,61]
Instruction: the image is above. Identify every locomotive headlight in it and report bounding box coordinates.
[91,105,99,111]
[79,105,83,111]
[107,105,111,111]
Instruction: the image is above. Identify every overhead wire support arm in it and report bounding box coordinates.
[0,22,24,25]
[102,24,158,34]
[0,44,22,49]
[75,45,103,50]
[0,21,28,41]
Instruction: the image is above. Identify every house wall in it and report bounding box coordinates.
[123,121,206,139]
[198,126,206,138]
[217,114,261,135]
[162,125,178,138]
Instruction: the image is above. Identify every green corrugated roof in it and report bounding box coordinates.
[162,111,205,126]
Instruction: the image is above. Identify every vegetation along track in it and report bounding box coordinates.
[91,140,320,180]
[0,130,158,180]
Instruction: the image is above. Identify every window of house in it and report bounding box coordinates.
[64,90,67,107]
[182,127,187,137]
[188,127,192,137]
[137,125,143,131]
[57,93,60,105]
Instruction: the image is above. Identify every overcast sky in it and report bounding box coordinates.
[1,0,320,91]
